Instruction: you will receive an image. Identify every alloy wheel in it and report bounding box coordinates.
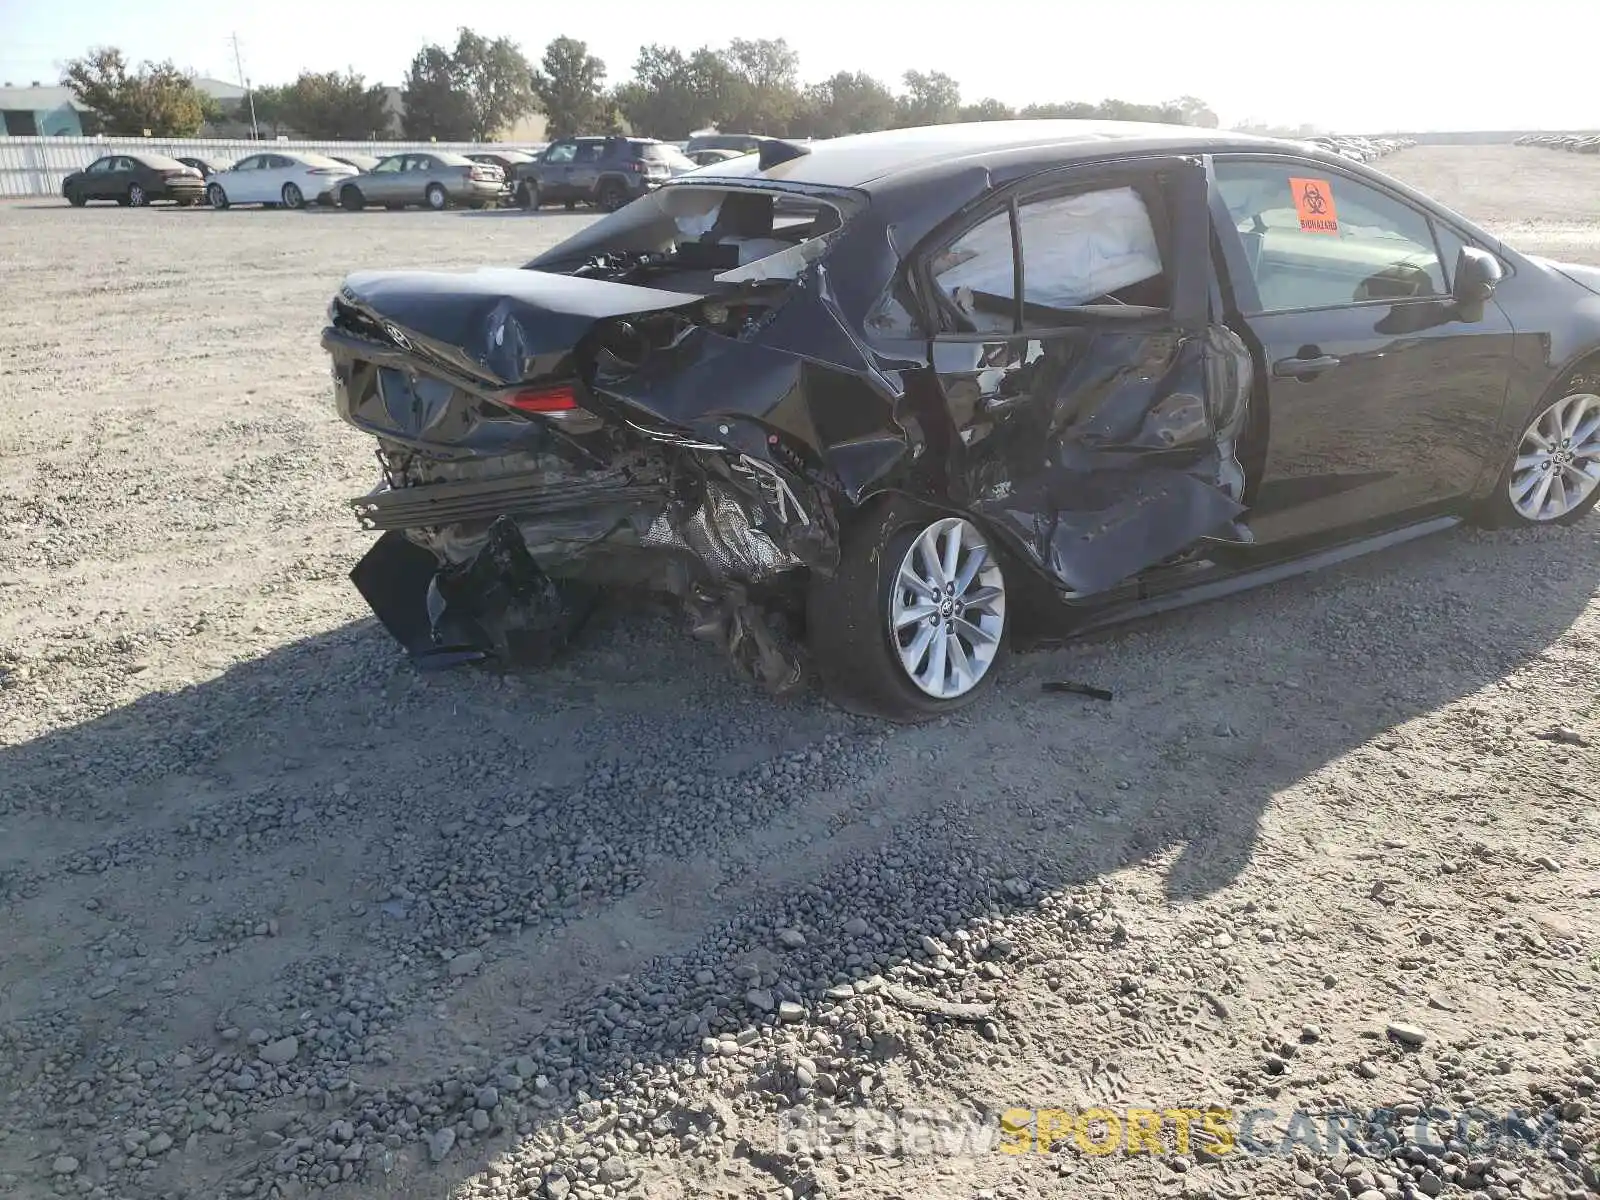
[282,183,303,209]
[887,517,1006,700]
[1509,392,1600,521]
[426,185,446,211]
[128,184,146,207]
[208,184,228,210]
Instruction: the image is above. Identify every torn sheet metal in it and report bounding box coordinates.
[943,322,1254,597]
[326,159,1253,687]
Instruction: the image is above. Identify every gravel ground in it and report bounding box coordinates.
[1,144,1598,1200]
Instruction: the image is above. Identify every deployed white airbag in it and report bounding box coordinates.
[937,186,1163,309]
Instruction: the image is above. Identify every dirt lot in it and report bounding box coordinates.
[1,144,1598,1200]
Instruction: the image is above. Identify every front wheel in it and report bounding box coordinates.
[340,186,365,212]
[517,180,540,210]
[127,183,147,207]
[67,191,86,207]
[809,499,1010,721]
[281,182,304,209]
[425,183,448,211]
[1479,376,1600,528]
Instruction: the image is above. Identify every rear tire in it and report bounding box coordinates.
[808,497,1011,722]
[340,186,365,212]
[1477,371,1600,528]
[596,181,629,212]
[208,183,229,210]
[425,183,448,211]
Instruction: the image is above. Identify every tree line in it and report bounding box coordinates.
[59,33,1218,142]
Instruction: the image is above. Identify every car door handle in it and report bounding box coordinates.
[1272,353,1341,378]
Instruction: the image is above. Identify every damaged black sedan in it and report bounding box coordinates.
[324,122,1600,720]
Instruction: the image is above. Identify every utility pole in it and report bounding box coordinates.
[231,33,260,140]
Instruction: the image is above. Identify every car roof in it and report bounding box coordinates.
[566,135,659,145]
[130,152,187,169]
[691,120,1294,190]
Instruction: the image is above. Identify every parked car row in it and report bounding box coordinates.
[1516,132,1600,154]
[59,137,707,213]
[1303,135,1415,163]
[476,136,701,212]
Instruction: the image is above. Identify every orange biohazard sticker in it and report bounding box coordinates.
[1289,177,1339,234]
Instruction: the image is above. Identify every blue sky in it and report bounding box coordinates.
[2,0,1595,132]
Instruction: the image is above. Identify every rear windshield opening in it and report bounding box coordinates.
[525,185,860,286]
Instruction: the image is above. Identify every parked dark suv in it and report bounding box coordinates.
[516,137,695,212]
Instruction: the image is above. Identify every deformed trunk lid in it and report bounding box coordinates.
[334,267,704,385]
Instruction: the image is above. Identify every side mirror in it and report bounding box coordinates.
[1453,246,1503,319]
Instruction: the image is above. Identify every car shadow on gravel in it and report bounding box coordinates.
[0,524,1594,1197]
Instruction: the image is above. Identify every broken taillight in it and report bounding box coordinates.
[502,385,579,414]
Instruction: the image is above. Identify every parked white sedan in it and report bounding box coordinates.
[205,152,358,210]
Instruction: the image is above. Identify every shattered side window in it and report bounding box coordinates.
[929,209,1017,333]
[929,185,1169,333]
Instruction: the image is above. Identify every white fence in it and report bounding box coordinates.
[0,136,549,198]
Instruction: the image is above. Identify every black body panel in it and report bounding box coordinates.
[319,120,1600,679]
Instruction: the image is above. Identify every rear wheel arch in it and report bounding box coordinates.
[808,492,1018,721]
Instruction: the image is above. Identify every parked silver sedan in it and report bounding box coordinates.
[335,151,504,211]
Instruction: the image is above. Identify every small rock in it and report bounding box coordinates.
[447,951,483,978]
[1169,1155,1191,1173]
[778,1001,804,1023]
[919,935,942,956]
[1386,1021,1429,1048]
[746,989,775,1012]
[842,917,869,937]
[259,1036,299,1066]
[598,1156,627,1184]
[52,1156,80,1176]
[544,1174,571,1200]
[147,1133,173,1155]
[470,1109,489,1133]
[475,1086,499,1110]
[1417,1171,1443,1197]
[1535,855,1561,872]
[427,1127,455,1163]
[1543,726,1589,747]
[1355,1191,1385,1200]
[1357,1061,1380,1079]
[777,929,806,949]
[1300,1023,1322,1043]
